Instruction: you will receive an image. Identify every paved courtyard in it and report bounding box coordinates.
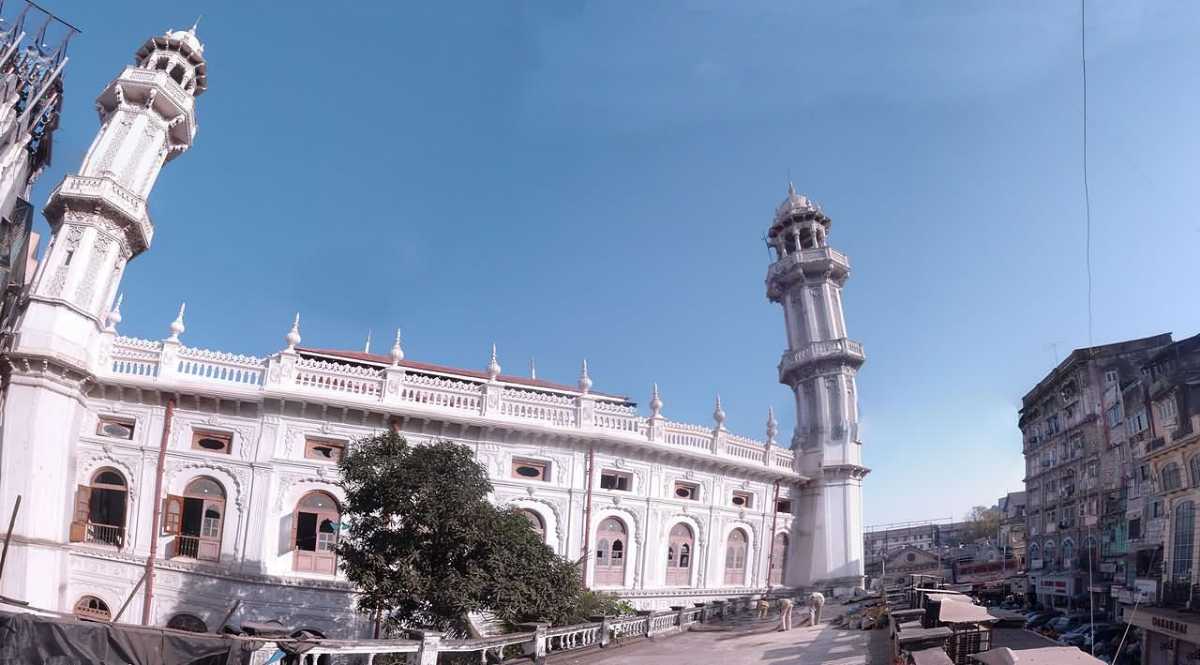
[548,617,889,665]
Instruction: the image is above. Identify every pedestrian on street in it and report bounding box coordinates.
[756,598,770,620]
[777,597,794,631]
[808,591,825,625]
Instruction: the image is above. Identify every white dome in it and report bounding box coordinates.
[167,28,203,54]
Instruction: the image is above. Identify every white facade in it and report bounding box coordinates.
[0,29,866,637]
[765,185,869,592]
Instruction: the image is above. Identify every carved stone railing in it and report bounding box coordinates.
[500,387,576,426]
[593,400,640,433]
[663,421,712,450]
[399,372,483,413]
[99,335,801,477]
[246,593,782,664]
[778,337,865,377]
[295,357,384,398]
[176,346,265,386]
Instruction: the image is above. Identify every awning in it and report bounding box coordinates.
[926,593,973,604]
[970,646,1105,664]
[937,602,999,625]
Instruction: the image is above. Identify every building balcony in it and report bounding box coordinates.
[1160,580,1200,609]
[82,522,124,549]
[778,338,865,381]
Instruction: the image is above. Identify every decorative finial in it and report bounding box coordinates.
[713,393,726,429]
[190,15,202,34]
[787,181,797,197]
[104,293,124,332]
[766,406,778,445]
[284,312,301,352]
[649,383,663,418]
[578,359,592,394]
[166,303,186,342]
[390,328,404,365]
[487,343,501,380]
[530,357,537,380]
[364,329,373,354]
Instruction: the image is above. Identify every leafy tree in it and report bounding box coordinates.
[962,505,1002,544]
[337,432,584,634]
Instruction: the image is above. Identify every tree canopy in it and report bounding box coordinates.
[337,432,584,634]
[961,505,1002,544]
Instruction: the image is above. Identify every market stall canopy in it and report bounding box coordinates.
[926,593,973,604]
[970,646,1106,665]
[937,601,999,625]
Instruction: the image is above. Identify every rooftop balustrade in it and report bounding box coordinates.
[101,334,799,476]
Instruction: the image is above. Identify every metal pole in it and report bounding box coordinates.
[766,480,780,588]
[580,446,595,586]
[142,397,175,625]
[112,571,147,623]
[216,599,241,633]
[0,495,21,582]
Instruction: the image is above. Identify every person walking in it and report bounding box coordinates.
[777,597,794,631]
[808,591,825,625]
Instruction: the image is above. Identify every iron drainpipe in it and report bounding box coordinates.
[766,479,781,588]
[581,446,595,587]
[142,397,175,625]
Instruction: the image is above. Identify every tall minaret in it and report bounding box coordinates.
[0,27,205,609]
[765,184,868,592]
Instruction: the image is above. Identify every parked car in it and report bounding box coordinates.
[1025,610,1062,630]
[1085,624,1128,649]
[1058,622,1114,647]
[1041,613,1090,639]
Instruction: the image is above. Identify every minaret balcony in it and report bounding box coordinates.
[45,175,153,253]
[765,247,850,296]
[778,338,865,380]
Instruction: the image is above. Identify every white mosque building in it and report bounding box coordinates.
[0,28,867,637]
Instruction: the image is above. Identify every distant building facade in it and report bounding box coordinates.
[1019,334,1173,611]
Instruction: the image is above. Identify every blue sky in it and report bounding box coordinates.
[36,2,1200,525]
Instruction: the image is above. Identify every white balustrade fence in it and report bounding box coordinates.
[99,335,798,475]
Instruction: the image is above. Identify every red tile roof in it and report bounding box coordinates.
[297,347,632,402]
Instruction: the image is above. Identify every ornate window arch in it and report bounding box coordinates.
[1061,538,1075,568]
[70,468,128,548]
[73,595,111,622]
[594,517,628,587]
[769,533,790,586]
[666,523,695,587]
[723,528,749,586]
[519,509,546,542]
[1162,462,1184,492]
[166,476,226,562]
[1028,542,1040,561]
[1043,540,1057,567]
[1173,501,1196,583]
[167,613,208,633]
[294,491,341,575]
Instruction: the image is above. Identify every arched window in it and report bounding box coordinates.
[520,509,546,543]
[595,518,627,587]
[70,468,128,548]
[168,477,226,562]
[1062,539,1075,568]
[1163,463,1184,492]
[167,613,208,633]
[666,523,694,587]
[1044,540,1057,568]
[769,533,789,585]
[294,492,341,574]
[1190,457,1200,488]
[73,595,111,622]
[723,529,748,586]
[1028,542,1040,563]
[1173,501,1195,583]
